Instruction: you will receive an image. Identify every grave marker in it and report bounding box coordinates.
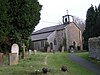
[9,53,18,65]
[0,53,3,65]
[11,43,19,57]
[9,43,19,65]
[22,43,26,59]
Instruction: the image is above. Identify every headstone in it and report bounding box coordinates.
[9,53,18,65]
[70,47,74,53]
[61,46,64,52]
[34,50,37,54]
[29,49,32,55]
[21,43,26,59]
[11,43,19,58]
[0,53,3,65]
[47,47,50,53]
[9,43,19,65]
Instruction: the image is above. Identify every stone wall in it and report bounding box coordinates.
[65,22,83,50]
[88,36,100,60]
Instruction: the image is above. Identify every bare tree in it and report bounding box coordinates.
[73,16,85,33]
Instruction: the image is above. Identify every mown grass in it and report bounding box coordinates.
[75,52,100,65]
[0,52,96,75]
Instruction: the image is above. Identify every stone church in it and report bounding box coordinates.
[31,14,83,52]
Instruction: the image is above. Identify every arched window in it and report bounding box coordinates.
[54,38,56,45]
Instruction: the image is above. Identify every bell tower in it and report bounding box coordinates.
[62,10,74,24]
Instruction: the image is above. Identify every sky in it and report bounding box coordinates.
[35,0,100,31]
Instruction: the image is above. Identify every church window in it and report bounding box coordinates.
[54,38,56,45]
[41,40,44,47]
[50,42,53,49]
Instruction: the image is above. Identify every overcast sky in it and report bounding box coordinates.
[35,0,100,31]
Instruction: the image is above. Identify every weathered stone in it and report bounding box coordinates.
[21,43,26,59]
[0,53,3,65]
[88,36,100,60]
[29,49,32,55]
[9,53,18,65]
[47,47,50,52]
[34,50,37,54]
[11,43,19,59]
[61,46,65,52]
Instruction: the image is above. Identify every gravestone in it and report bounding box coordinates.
[61,46,65,52]
[11,43,19,57]
[21,43,26,59]
[34,50,37,54]
[29,49,32,55]
[0,53,3,65]
[9,53,18,65]
[70,47,74,53]
[9,43,19,65]
[47,47,50,53]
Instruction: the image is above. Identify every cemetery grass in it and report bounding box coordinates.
[76,52,100,65]
[0,52,95,75]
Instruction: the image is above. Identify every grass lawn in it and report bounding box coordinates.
[75,52,100,65]
[0,52,96,75]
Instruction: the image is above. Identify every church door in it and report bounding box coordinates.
[50,42,53,50]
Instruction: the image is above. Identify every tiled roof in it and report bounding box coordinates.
[31,24,66,41]
[31,32,52,41]
[32,24,66,35]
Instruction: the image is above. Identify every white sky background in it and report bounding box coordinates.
[35,0,100,31]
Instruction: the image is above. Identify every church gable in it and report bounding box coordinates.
[65,22,82,50]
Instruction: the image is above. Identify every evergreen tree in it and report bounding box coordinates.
[95,4,100,36]
[83,4,95,50]
[8,0,42,51]
[0,0,11,52]
[0,0,42,53]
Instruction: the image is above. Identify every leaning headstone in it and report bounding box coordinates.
[21,43,26,59]
[9,53,18,65]
[0,53,3,65]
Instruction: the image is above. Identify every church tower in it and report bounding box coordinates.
[62,10,74,24]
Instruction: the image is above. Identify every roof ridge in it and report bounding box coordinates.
[32,24,65,35]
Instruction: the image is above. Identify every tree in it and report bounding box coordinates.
[0,0,42,53]
[95,4,100,36]
[0,0,11,53]
[73,16,85,33]
[83,4,100,50]
[83,4,95,50]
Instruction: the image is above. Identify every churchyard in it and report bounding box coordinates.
[0,52,95,75]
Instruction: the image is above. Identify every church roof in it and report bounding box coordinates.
[31,22,81,41]
[31,32,52,41]
[31,24,66,41]
[32,24,66,35]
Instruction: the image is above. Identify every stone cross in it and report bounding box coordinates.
[21,43,26,59]
[66,10,69,15]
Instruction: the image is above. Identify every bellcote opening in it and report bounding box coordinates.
[62,10,74,24]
